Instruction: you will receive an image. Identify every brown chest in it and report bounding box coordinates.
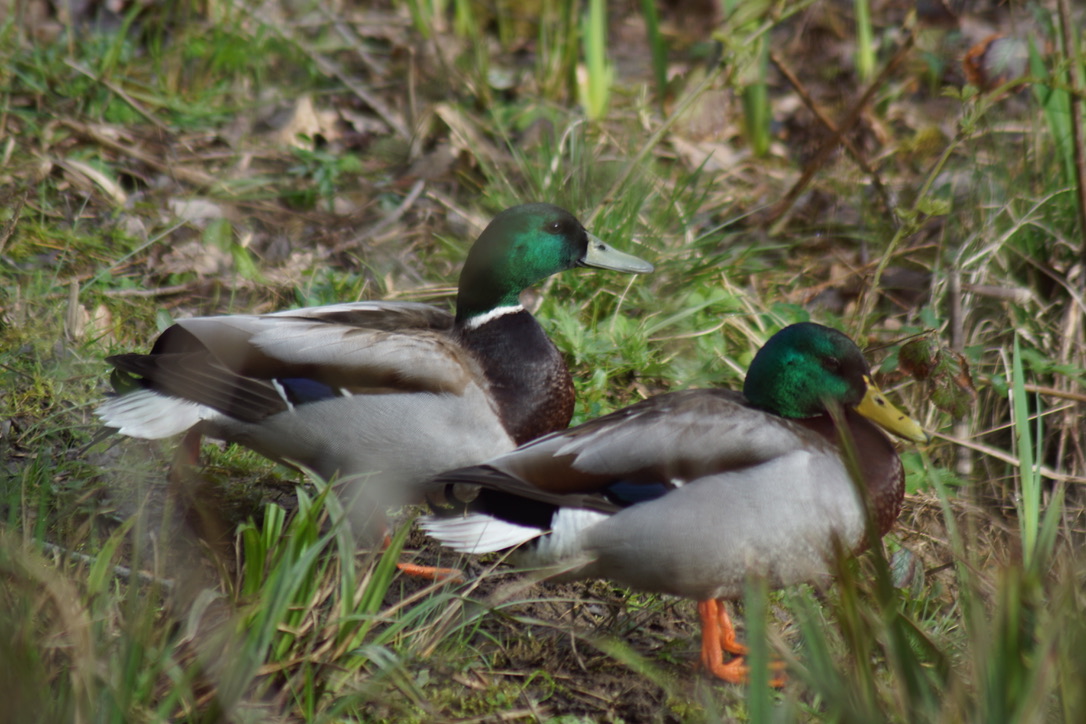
[457,311,576,446]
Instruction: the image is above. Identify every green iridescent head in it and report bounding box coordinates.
[455,203,652,323]
[743,322,927,442]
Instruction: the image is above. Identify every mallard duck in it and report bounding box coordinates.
[421,322,928,682]
[96,203,653,539]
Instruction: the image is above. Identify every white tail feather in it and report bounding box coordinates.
[95,389,214,439]
[419,513,542,554]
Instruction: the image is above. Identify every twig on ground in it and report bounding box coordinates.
[765,30,915,232]
[333,180,425,253]
[60,119,218,188]
[256,14,410,141]
[39,540,175,590]
[770,51,895,218]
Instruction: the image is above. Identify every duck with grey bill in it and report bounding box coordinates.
[422,322,927,683]
[97,203,653,547]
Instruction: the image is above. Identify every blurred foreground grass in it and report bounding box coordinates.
[2,0,1086,720]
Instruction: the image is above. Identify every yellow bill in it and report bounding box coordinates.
[856,375,929,443]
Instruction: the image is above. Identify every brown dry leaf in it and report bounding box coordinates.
[262,251,317,288]
[962,34,1030,92]
[669,136,744,174]
[271,95,341,148]
[117,214,149,243]
[167,198,227,225]
[433,103,508,168]
[673,88,735,142]
[87,303,114,345]
[403,142,456,182]
[64,282,112,345]
[337,107,390,136]
[159,239,233,278]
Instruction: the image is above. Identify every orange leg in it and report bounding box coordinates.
[698,599,750,683]
[711,598,750,656]
[384,534,463,582]
[396,560,463,582]
[697,598,787,686]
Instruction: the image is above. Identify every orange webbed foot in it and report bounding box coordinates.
[708,598,749,656]
[697,598,786,686]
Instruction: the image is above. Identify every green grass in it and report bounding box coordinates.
[3,1,1086,721]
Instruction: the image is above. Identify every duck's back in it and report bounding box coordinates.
[571,402,903,599]
[429,390,904,600]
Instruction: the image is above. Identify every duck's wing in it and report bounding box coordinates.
[99,301,483,436]
[174,301,474,394]
[473,388,808,493]
[422,389,813,553]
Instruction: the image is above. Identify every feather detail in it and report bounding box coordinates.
[527,508,609,565]
[419,512,542,554]
[462,304,525,331]
[172,306,475,396]
[95,389,216,438]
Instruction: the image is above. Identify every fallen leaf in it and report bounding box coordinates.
[271,94,341,148]
[168,198,227,225]
[669,136,743,173]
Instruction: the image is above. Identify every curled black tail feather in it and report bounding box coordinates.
[426,463,622,531]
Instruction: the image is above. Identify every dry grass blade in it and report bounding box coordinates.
[0,187,26,256]
[1055,0,1086,266]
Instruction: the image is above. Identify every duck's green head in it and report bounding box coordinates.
[455,203,653,323]
[743,322,927,442]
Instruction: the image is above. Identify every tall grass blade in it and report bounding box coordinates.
[741,37,770,157]
[1010,334,1039,566]
[853,0,874,83]
[638,0,668,105]
[1028,39,1075,186]
[578,0,613,120]
[743,576,772,719]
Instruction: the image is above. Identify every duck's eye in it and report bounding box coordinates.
[546,220,564,234]
[822,356,842,373]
